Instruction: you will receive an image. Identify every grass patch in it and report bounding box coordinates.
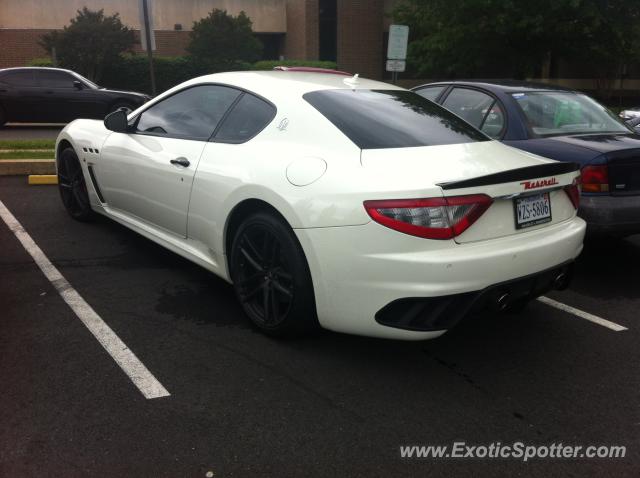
[0,139,56,150]
[0,151,54,160]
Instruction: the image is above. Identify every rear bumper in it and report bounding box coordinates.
[295,216,586,340]
[375,261,573,332]
[579,194,640,236]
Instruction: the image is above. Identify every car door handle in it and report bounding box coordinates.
[170,158,190,167]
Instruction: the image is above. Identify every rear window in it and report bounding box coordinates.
[303,89,489,149]
[512,91,629,137]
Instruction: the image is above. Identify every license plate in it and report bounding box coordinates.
[514,192,552,229]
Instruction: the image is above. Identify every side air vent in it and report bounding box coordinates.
[87,165,105,203]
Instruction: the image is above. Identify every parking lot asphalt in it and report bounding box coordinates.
[1,175,639,477]
[0,124,64,140]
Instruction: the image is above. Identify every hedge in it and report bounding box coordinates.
[28,57,339,95]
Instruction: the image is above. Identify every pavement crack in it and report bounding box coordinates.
[423,349,546,437]
[423,348,486,393]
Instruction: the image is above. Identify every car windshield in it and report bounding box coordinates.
[303,89,489,149]
[512,91,630,137]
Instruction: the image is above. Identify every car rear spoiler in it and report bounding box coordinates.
[437,162,580,190]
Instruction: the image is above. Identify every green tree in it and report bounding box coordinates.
[187,9,262,69]
[394,0,640,82]
[40,7,135,82]
[572,0,640,94]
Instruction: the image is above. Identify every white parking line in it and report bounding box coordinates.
[537,296,628,332]
[0,200,170,399]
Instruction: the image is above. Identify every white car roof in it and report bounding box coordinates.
[180,70,405,101]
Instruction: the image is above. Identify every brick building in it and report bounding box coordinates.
[0,0,398,79]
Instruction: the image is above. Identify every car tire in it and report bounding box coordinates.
[0,105,6,127]
[109,102,134,114]
[57,147,94,222]
[230,211,319,337]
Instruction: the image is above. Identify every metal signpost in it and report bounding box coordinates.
[386,24,409,84]
[139,0,157,96]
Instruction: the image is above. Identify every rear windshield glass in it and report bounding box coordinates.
[512,91,630,137]
[303,89,489,149]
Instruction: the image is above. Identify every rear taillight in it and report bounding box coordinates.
[563,181,580,209]
[581,165,609,193]
[364,194,493,240]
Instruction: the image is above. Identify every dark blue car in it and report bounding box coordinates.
[412,81,640,236]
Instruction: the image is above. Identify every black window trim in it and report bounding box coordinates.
[128,82,276,143]
[439,85,509,140]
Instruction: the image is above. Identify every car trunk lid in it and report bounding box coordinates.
[360,141,580,243]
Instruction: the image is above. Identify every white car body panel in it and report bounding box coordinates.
[297,217,584,340]
[55,71,586,340]
[98,133,206,236]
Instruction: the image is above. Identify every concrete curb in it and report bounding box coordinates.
[0,160,56,176]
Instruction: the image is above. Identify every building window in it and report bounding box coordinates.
[255,33,285,60]
[319,0,337,62]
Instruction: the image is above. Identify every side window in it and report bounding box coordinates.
[480,102,506,139]
[442,88,495,129]
[1,70,37,87]
[36,70,75,88]
[414,85,446,102]
[213,93,275,143]
[135,85,241,140]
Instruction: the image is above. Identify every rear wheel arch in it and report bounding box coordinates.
[225,199,319,336]
[224,199,291,260]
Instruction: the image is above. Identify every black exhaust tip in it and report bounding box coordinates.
[554,272,568,290]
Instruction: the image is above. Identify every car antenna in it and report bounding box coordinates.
[343,73,359,88]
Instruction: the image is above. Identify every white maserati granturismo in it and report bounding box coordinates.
[55,69,586,340]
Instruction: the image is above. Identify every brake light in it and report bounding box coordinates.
[364,194,493,240]
[581,165,609,193]
[563,182,580,209]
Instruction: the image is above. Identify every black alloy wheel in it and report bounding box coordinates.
[58,147,94,221]
[230,212,318,336]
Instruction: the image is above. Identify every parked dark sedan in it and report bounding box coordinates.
[0,67,150,126]
[413,80,640,236]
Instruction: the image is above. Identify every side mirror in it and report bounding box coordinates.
[626,116,640,131]
[104,109,129,133]
[73,80,84,90]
